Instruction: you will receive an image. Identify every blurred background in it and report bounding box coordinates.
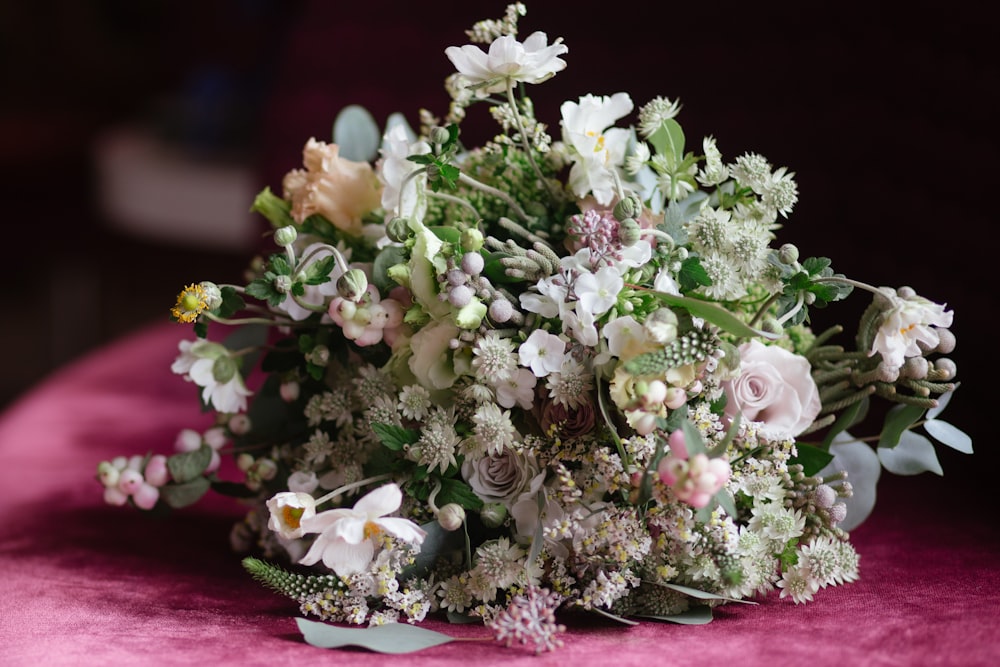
[1,1,994,477]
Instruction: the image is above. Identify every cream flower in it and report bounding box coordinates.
[298,483,426,577]
[445,31,567,96]
[283,138,382,235]
[871,289,953,370]
[171,340,253,414]
[560,92,634,204]
[266,491,317,540]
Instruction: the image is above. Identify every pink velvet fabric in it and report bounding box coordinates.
[2,322,998,666]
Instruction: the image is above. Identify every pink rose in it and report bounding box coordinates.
[722,340,820,437]
[462,448,540,506]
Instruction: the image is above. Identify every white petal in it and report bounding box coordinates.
[375,517,427,545]
[353,483,402,517]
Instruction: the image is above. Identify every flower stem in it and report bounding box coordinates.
[458,172,533,223]
[505,80,555,199]
[314,473,394,506]
[429,190,482,220]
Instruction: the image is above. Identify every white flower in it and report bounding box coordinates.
[266,491,317,540]
[574,265,623,316]
[274,243,345,321]
[378,123,429,220]
[298,484,426,577]
[518,329,566,377]
[397,384,431,421]
[445,31,567,96]
[602,315,647,359]
[560,93,633,205]
[495,367,537,409]
[871,289,953,370]
[171,340,253,414]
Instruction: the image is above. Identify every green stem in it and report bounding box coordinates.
[505,80,555,199]
[314,473,395,506]
[429,190,481,220]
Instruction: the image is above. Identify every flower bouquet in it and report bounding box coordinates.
[96,4,971,654]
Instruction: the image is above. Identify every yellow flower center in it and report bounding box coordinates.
[171,284,208,323]
[282,505,305,529]
[363,521,382,540]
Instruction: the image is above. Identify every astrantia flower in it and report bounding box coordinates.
[397,384,431,421]
[637,96,681,138]
[445,31,568,96]
[473,331,519,382]
[298,484,426,577]
[561,92,634,204]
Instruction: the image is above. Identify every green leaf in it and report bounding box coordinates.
[790,443,836,476]
[303,256,337,285]
[371,422,420,451]
[715,487,738,519]
[657,582,756,604]
[923,419,973,454]
[647,118,686,163]
[167,445,213,483]
[372,245,409,293]
[296,618,458,653]
[332,104,381,163]
[437,477,484,511]
[638,605,713,625]
[402,520,465,580]
[679,418,708,457]
[878,404,926,449]
[878,431,943,475]
[215,286,245,319]
[160,477,211,508]
[678,256,712,293]
[647,290,780,340]
[820,396,870,450]
[270,253,291,276]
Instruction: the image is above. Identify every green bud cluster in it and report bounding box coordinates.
[242,557,344,603]
[623,328,719,376]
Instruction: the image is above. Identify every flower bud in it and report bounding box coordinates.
[386,217,412,243]
[337,269,369,301]
[829,502,848,525]
[307,345,330,367]
[430,126,452,146]
[437,503,466,531]
[280,380,300,402]
[97,461,120,487]
[236,453,255,472]
[480,502,508,528]
[644,307,678,344]
[461,251,485,275]
[935,328,956,354]
[760,317,784,337]
[934,358,957,380]
[619,217,641,246]
[489,298,514,323]
[274,225,298,247]
[813,484,837,509]
[255,458,278,481]
[228,413,252,435]
[460,227,484,252]
[274,274,293,294]
[613,193,642,222]
[212,356,238,384]
[200,282,223,310]
[900,356,929,380]
[777,243,799,264]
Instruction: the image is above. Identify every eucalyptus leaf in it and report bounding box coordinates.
[923,419,973,454]
[296,618,457,653]
[637,605,714,625]
[878,431,943,476]
[657,582,756,604]
[926,386,956,420]
[714,488,738,520]
[819,433,880,531]
[332,105,381,162]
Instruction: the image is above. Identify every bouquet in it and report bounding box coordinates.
[96,4,971,654]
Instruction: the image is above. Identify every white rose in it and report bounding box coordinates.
[462,448,540,506]
[723,340,820,438]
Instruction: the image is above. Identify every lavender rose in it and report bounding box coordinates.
[722,340,820,437]
[462,448,540,506]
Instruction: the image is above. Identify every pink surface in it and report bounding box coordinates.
[2,322,998,666]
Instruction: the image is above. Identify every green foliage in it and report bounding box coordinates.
[160,477,211,508]
[167,445,212,483]
[878,404,925,449]
[296,618,457,653]
[678,256,711,293]
[243,557,345,602]
[371,422,420,451]
[789,443,835,476]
